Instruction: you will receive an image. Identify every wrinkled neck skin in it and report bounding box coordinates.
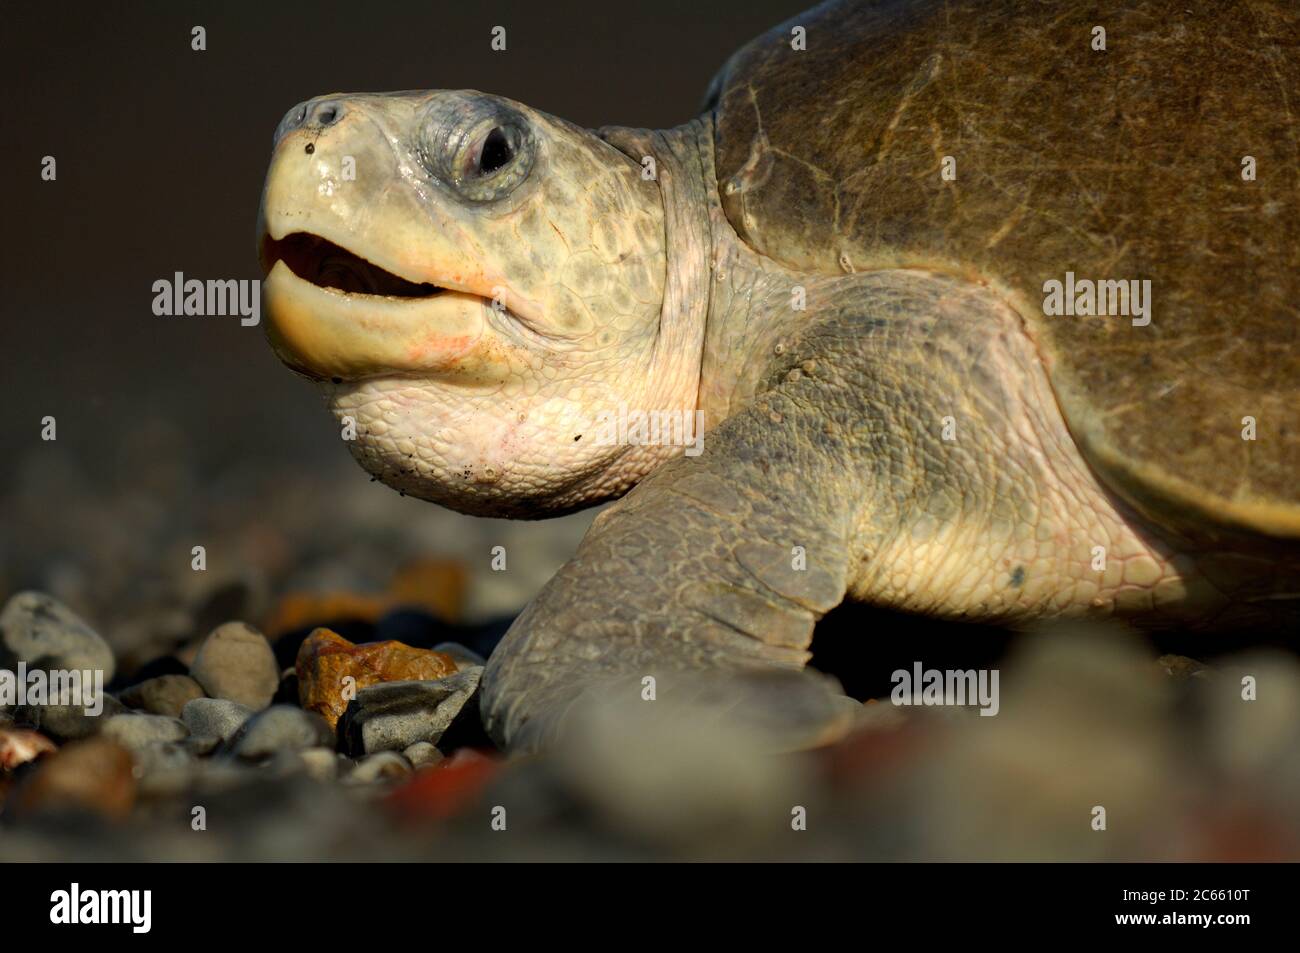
[585,120,713,486]
[605,116,850,435]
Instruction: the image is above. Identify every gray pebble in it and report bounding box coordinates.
[231,705,334,761]
[182,697,254,744]
[103,713,189,752]
[0,591,116,683]
[15,694,128,741]
[119,674,205,718]
[188,621,279,710]
[340,667,482,755]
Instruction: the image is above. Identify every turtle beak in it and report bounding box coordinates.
[256,93,529,383]
[259,257,486,382]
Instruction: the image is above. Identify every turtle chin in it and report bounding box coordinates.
[326,376,637,520]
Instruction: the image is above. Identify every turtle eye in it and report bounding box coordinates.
[453,121,527,191]
[450,118,532,201]
[474,127,514,176]
[419,99,535,204]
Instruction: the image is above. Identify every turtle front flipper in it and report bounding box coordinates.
[480,389,866,753]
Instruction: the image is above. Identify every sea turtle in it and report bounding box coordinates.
[257,0,1300,751]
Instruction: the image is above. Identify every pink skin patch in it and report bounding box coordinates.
[406,334,476,364]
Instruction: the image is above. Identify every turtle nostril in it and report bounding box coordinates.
[273,100,345,148]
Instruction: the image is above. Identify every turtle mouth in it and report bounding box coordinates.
[260,232,446,299]
[258,227,500,383]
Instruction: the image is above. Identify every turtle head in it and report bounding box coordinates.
[258,90,685,516]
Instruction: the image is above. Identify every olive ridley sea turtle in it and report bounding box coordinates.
[257,0,1300,750]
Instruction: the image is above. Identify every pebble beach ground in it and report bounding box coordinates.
[3,437,1299,861]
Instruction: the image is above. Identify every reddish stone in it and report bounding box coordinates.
[12,737,135,821]
[0,728,57,771]
[384,749,501,823]
[295,627,459,730]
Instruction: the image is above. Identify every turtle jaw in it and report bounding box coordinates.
[261,258,486,383]
[258,227,525,384]
[260,232,446,300]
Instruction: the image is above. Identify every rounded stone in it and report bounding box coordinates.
[347,750,413,784]
[402,741,444,768]
[231,705,334,761]
[0,591,116,683]
[102,713,189,752]
[119,674,205,718]
[181,697,255,744]
[189,622,279,710]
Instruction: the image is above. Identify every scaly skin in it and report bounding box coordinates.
[481,121,1299,748]
[258,91,1296,752]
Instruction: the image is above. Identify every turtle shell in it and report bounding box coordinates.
[710,0,1300,538]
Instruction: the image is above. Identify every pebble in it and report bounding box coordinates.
[347,751,413,785]
[11,736,135,820]
[384,748,500,823]
[0,727,57,770]
[231,705,334,760]
[118,674,205,718]
[15,694,128,742]
[0,591,116,682]
[267,745,343,782]
[298,747,347,782]
[339,667,482,755]
[181,697,254,744]
[551,674,798,846]
[296,628,458,729]
[102,713,189,752]
[189,621,280,710]
[403,741,444,768]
